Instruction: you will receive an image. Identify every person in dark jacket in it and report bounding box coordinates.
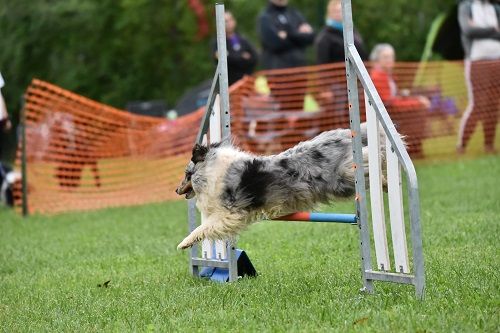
[315,0,367,64]
[257,0,315,70]
[213,11,258,85]
[311,1,366,126]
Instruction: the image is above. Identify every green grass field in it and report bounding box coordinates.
[1,156,499,332]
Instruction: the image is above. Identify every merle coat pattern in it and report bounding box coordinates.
[176,124,385,250]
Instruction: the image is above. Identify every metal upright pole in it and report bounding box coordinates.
[216,3,231,141]
[409,178,425,299]
[215,3,238,282]
[341,0,373,293]
[188,199,199,277]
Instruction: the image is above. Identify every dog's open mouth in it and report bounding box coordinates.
[184,189,195,199]
[176,181,195,199]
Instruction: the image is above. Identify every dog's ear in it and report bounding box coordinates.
[191,143,208,163]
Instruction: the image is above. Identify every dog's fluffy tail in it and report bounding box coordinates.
[359,122,385,148]
[356,122,387,161]
[358,122,407,192]
[359,122,406,151]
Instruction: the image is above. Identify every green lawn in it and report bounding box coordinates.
[1,156,499,332]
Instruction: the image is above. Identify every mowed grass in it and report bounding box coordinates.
[0,156,499,332]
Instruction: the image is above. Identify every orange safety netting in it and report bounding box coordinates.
[13,60,500,214]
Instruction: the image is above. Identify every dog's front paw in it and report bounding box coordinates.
[177,238,195,250]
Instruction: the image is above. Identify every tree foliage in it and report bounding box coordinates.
[0,0,214,117]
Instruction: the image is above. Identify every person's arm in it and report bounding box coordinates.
[214,37,246,69]
[289,29,315,47]
[372,70,428,111]
[258,13,295,52]
[240,38,258,70]
[223,37,258,71]
[287,9,315,47]
[226,47,246,68]
[458,2,500,39]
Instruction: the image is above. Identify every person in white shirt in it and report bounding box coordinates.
[457,0,500,154]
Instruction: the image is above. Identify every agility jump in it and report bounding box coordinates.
[178,2,425,299]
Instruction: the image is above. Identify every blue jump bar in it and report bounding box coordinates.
[275,212,358,224]
[309,212,357,223]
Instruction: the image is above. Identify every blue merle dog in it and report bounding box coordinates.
[176,123,387,249]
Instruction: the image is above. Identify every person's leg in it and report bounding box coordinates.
[414,106,430,157]
[409,108,428,158]
[479,61,500,152]
[457,60,480,152]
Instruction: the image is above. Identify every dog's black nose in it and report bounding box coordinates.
[175,188,179,194]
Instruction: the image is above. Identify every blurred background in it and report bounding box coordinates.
[0,0,454,162]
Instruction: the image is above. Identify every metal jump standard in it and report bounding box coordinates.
[185,1,425,299]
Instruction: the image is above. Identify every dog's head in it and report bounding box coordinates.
[175,143,209,199]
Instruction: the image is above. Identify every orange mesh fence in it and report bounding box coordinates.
[14,60,500,214]
[14,79,200,214]
[231,61,498,157]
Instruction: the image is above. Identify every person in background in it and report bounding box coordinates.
[0,72,11,133]
[369,44,430,158]
[315,0,367,65]
[457,0,500,154]
[313,0,367,127]
[213,11,258,86]
[258,0,315,70]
